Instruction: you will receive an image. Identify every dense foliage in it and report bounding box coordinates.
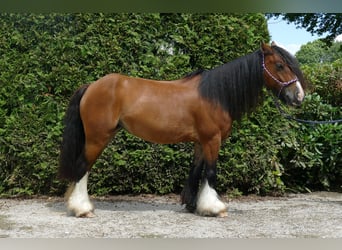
[279,58,342,192]
[0,13,340,197]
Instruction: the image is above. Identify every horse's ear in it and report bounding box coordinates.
[261,43,272,54]
[260,41,266,49]
[271,41,277,47]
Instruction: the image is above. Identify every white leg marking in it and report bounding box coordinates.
[296,80,305,102]
[67,172,94,217]
[196,180,227,217]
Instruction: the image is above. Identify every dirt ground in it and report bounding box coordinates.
[0,191,341,238]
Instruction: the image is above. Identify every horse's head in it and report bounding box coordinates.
[261,42,305,107]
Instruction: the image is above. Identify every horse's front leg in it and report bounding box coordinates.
[196,136,228,217]
[196,162,227,217]
[65,172,95,218]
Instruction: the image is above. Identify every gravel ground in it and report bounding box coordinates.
[0,192,341,238]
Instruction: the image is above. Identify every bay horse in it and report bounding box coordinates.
[59,43,305,218]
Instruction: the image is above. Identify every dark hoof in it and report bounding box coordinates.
[185,204,196,213]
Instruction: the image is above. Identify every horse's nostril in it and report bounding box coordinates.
[296,91,304,102]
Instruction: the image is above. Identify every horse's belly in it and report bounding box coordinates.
[121,115,197,144]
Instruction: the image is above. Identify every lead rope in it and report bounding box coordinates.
[270,91,342,125]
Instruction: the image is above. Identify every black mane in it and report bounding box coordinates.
[198,50,265,121]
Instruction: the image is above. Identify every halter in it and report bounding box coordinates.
[262,53,298,97]
[263,53,342,124]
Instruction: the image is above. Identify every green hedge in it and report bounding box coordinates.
[279,59,342,192]
[0,13,340,197]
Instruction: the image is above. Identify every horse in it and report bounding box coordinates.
[59,42,305,218]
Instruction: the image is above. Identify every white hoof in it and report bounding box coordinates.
[196,180,227,217]
[65,172,95,218]
[67,198,94,218]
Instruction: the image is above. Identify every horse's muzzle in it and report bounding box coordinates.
[284,81,305,107]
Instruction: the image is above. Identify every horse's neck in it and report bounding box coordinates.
[199,50,264,120]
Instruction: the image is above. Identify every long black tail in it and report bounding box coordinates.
[59,84,90,182]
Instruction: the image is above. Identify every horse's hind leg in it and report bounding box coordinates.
[65,171,94,217]
[66,123,119,217]
[181,143,204,212]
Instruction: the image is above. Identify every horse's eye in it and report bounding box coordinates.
[276,63,284,70]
